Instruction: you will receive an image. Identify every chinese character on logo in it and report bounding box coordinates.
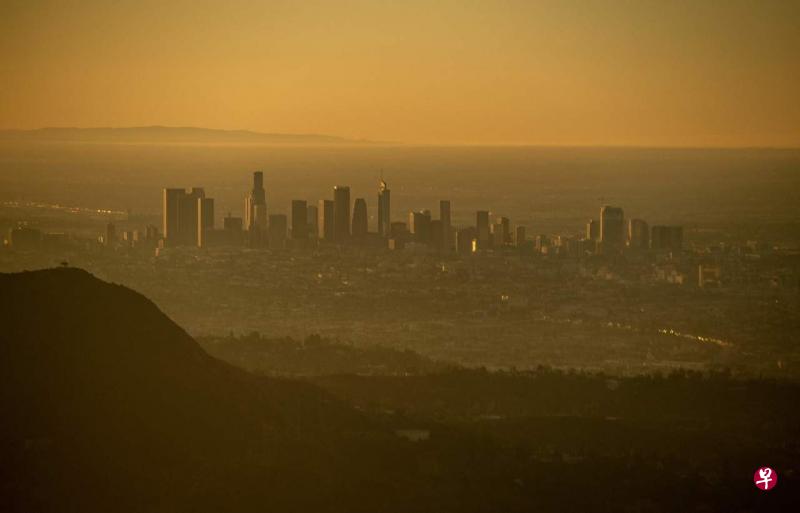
[753,467,777,491]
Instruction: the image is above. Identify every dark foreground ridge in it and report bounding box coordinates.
[1,268,797,512]
[0,268,385,512]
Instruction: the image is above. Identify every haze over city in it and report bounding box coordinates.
[2,0,799,146]
[1,1,799,512]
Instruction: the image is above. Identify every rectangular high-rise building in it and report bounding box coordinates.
[352,198,368,239]
[333,186,351,242]
[515,226,526,246]
[628,218,649,250]
[600,206,625,253]
[493,216,510,247]
[105,222,116,247]
[291,200,308,239]
[245,171,267,231]
[268,214,287,249]
[378,180,391,237]
[244,196,254,229]
[456,227,477,254]
[162,187,205,246]
[440,200,451,250]
[178,187,205,246]
[476,210,490,249]
[409,210,432,244]
[306,204,318,239]
[197,197,214,248]
[199,198,214,230]
[492,217,511,248]
[162,188,184,242]
[318,199,334,240]
[501,217,511,244]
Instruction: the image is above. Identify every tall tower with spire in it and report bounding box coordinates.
[244,171,267,232]
[378,179,391,237]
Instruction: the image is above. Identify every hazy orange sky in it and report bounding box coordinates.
[1,0,798,146]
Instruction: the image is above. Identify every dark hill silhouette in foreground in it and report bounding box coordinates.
[0,268,404,512]
[1,268,797,512]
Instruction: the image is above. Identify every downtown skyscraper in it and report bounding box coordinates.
[378,179,391,237]
[476,210,490,249]
[600,205,625,253]
[628,218,650,250]
[440,200,451,250]
[244,171,267,232]
[318,199,334,240]
[162,187,210,247]
[352,198,368,239]
[333,186,351,242]
[291,200,308,240]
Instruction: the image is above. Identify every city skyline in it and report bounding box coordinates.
[3,1,799,509]
[157,170,685,258]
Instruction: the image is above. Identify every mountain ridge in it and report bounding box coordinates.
[0,126,388,145]
[1,267,798,512]
[0,267,397,512]
[0,268,552,513]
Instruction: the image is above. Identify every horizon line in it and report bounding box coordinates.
[1,125,798,151]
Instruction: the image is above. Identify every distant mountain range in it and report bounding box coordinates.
[0,126,384,145]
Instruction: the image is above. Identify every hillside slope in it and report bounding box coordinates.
[0,268,398,512]
[2,268,796,512]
